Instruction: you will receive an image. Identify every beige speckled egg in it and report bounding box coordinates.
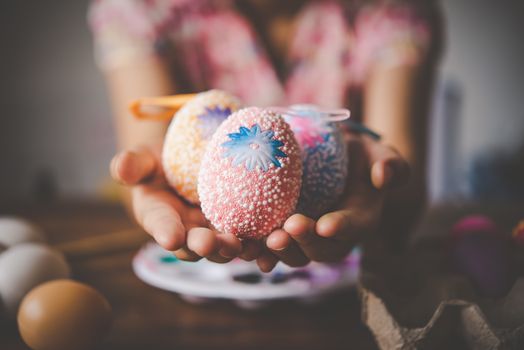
[18,280,112,350]
[0,243,70,318]
[0,217,45,249]
[198,107,302,239]
[162,90,241,204]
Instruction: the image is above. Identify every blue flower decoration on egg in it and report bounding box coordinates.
[198,106,232,139]
[222,124,287,171]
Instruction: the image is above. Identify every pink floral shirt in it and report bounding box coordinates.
[89,0,440,111]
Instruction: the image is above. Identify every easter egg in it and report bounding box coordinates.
[18,280,112,350]
[199,107,302,239]
[283,105,348,219]
[0,217,45,248]
[450,215,515,298]
[162,89,241,204]
[0,243,70,317]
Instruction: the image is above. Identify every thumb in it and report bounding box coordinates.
[110,148,159,185]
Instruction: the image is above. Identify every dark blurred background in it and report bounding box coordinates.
[0,0,523,203]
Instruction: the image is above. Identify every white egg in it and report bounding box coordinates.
[0,217,46,249]
[0,243,70,318]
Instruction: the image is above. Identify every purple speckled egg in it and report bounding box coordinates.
[282,105,348,219]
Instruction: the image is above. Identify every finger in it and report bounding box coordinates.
[283,214,321,247]
[132,186,186,250]
[284,214,347,261]
[266,230,309,267]
[266,229,293,251]
[316,210,352,239]
[239,240,263,261]
[217,233,242,258]
[284,214,344,262]
[205,254,232,264]
[110,149,157,185]
[364,139,410,189]
[204,234,242,263]
[371,158,410,189]
[186,229,240,263]
[256,251,279,273]
[316,209,372,243]
[186,227,219,257]
[184,208,209,229]
[173,247,202,262]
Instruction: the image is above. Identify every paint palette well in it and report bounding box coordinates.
[133,242,360,307]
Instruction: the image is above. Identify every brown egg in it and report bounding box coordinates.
[17,279,112,350]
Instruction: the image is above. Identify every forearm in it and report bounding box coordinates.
[105,56,175,150]
[104,55,176,209]
[363,60,437,247]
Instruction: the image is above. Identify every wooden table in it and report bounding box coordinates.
[0,200,378,350]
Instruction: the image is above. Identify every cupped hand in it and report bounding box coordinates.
[257,133,410,272]
[110,146,262,262]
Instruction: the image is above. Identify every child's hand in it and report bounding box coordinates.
[256,133,410,272]
[110,146,262,263]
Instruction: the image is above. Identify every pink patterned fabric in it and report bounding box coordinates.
[285,2,351,108]
[349,4,431,84]
[88,0,437,108]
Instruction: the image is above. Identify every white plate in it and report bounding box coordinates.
[133,242,360,303]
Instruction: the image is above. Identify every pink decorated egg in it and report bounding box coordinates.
[198,107,302,239]
[162,90,241,204]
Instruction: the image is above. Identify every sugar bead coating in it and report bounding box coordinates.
[198,107,302,239]
[284,106,348,219]
[162,90,241,204]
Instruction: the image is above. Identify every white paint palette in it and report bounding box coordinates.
[133,242,360,308]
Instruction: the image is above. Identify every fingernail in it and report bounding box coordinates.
[268,234,290,251]
[267,241,286,251]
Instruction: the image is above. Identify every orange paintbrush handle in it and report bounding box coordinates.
[129,93,196,121]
